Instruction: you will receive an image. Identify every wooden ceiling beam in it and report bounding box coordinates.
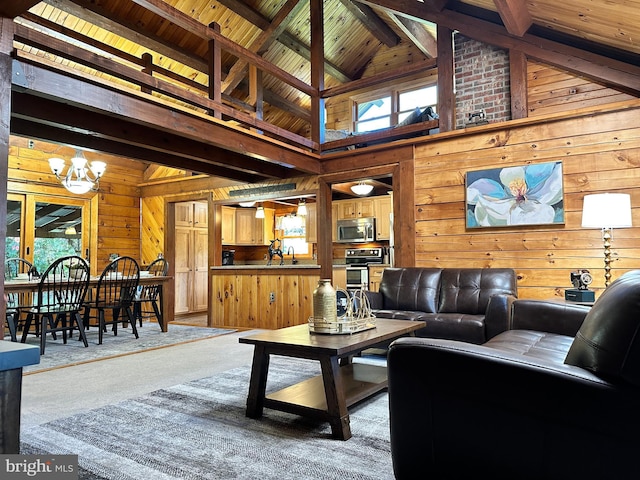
[11,93,301,180]
[128,0,315,96]
[386,13,437,58]
[359,0,640,96]
[10,117,267,183]
[222,0,306,94]
[53,0,208,72]
[0,1,41,19]
[493,0,532,37]
[339,0,400,48]
[216,0,352,83]
[12,60,321,173]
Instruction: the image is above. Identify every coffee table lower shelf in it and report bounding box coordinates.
[264,363,387,416]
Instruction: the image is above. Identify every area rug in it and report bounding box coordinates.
[8,323,236,374]
[20,357,393,479]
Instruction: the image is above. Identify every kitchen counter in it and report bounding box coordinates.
[211,264,319,270]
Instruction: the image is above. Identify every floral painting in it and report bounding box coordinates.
[465,161,564,228]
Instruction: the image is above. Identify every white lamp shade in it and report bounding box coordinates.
[255,206,265,219]
[90,161,107,177]
[582,193,632,228]
[351,182,374,196]
[297,200,307,216]
[49,157,66,174]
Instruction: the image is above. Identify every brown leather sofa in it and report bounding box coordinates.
[364,267,518,344]
[388,269,640,479]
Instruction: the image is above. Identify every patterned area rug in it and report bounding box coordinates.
[7,323,236,373]
[20,357,393,479]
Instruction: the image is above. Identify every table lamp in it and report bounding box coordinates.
[581,193,632,287]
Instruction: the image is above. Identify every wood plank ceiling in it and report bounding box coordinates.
[2,0,639,184]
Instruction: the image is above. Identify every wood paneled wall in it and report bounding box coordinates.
[7,137,145,272]
[527,61,636,117]
[412,101,640,300]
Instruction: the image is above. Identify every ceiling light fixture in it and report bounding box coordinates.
[297,199,307,216]
[351,181,374,196]
[255,206,265,219]
[49,149,107,195]
[239,201,256,207]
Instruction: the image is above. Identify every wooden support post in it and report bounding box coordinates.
[310,0,325,147]
[437,25,455,132]
[208,22,222,120]
[249,64,263,133]
[0,18,15,338]
[141,52,153,94]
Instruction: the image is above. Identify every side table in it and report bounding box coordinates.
[0,342,40,453]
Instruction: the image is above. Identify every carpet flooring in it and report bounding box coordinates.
[20,357,394,479]
[8,323,236,373]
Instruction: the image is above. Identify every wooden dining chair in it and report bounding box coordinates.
[5,258,39,342]
[132,257,168,327]
[20,256,90,355]
[83,256,140,345]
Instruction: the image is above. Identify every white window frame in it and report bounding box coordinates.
[351,79,438,133]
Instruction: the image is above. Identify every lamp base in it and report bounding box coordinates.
[564,289,595,303]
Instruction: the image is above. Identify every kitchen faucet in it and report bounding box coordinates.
[287,246,298,264]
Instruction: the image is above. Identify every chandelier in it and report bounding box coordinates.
[48,149,107,195]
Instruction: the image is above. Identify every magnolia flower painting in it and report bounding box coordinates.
[465,161,564,228]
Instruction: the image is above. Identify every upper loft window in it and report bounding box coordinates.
[353,84,438,134]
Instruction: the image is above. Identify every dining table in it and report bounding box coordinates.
[4,274,173,332]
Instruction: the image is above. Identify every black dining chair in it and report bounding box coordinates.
[132,257,168,327]
[4,257,35,342]
[83,256,140,345]
[20,256,90,355]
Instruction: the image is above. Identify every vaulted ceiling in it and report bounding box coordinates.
[2,0,639,184]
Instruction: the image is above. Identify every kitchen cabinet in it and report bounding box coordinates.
[176,201,208,228]
[221,206,236,245]
[336,198,376,220]
[368,265,387,292]
[235,208,275,245]
[333,265,347,290]
[375,195,392,241]
[305,203,317,243]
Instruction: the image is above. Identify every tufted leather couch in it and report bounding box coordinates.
[364,267,518,344]
[388,269,640,479]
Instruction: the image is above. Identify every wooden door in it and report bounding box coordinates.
[193,229,209,311]
[174,227,192,314]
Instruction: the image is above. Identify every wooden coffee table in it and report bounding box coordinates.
[239,318,426,440]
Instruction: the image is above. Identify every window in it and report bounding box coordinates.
[353,84,437,133]
[275,214,309,256]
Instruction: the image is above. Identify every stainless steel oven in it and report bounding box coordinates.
[345,248,383,290]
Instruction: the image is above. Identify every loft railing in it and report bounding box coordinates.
[12,18,438,155]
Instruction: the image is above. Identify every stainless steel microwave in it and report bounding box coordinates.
[336,218,376,243]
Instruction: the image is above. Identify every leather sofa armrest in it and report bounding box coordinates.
[510,299,590,336]
[363,290,384,310]
[484,293,516,340]
[387,336,632,479]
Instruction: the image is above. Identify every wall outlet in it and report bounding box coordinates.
[269,292,275,303]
